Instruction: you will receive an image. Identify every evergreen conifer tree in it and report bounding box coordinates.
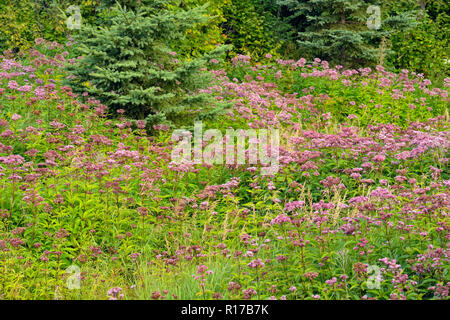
[65,1,229,126]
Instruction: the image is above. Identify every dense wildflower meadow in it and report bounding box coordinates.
[0,40,449,301]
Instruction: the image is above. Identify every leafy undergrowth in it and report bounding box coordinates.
[0,43,449,300]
